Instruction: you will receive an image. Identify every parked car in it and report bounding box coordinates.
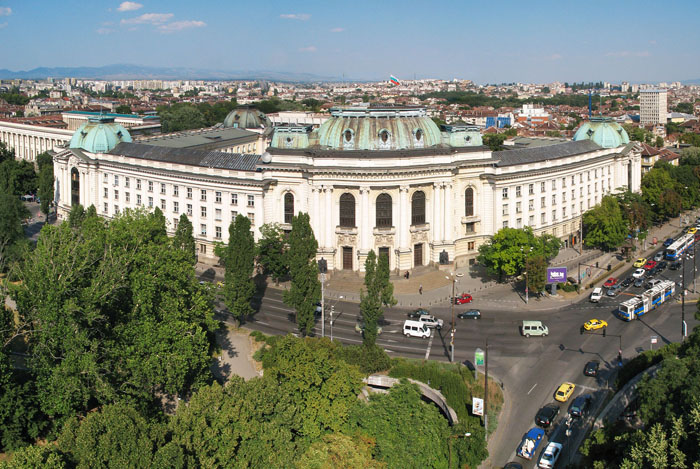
[583,319,608,331]
[633,257,647,268]
[670,261,682,270]
[603,277,618,287]
[687,227,697,235]
[457,309,481,319]
[407,309,430,319]
[606,284,622,297]
[633,277,645,288]
[621,277,633,287]
[516,428,545,460]
[453,293,473,304]
[569,394,592,418]
[657,261,668,270]
[555,382,576,402]
[503,463,523,469]
[643,260,657,271]
[632,268,646,279]
[535,403,560,428]
[538,442,563,469]
[584,360,600,377]
[654,252,664,262]
[663,237,675,247]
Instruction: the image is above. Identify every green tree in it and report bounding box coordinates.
[526,254,547,294]
[360,251,395,346]
[655,136,664,148]
[673,102,694,114]
[477,227,559,281]
[583,195,627,251]
[503,127,517,137]
[115,104,132,114]
[0,444,69,468]
[0,142,15,164]
[0,192,29,271]
[257,223,288,283]
[158,104,207,133]
[37,164,53,220]
[283,213,320,336]
[482,133,506,151]
[172,213,195,264]
[0,159,37,197]
[222,214,256,321]
[296,433,386,469]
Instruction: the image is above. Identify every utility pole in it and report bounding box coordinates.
[450,276,456,362]
[579,215,583,255]
[484,338,489,442]
[682,250,687,342]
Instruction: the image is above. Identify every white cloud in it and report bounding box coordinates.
[96,27,114,34]
[330,27,344,33]
[120,13,173,25]
[280,13,310,21]
[0,6,11,16]
[606,50,650,58]
[299,46,317,52]
[158,20,206,33]
[0,22,7,29]
[117,1,143,12]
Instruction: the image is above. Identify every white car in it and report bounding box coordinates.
[632,268,646,279]
[538,442,563,469]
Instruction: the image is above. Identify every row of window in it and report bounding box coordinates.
[502,199,596,229]
[501,168,613,199]
[102,174,255,206]
[502,182,611,214]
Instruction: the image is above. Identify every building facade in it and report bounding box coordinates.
[640,89,668,125]
[53,107,642,271]
[0,120,73,161]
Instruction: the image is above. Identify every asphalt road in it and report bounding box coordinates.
[212,244,700,469]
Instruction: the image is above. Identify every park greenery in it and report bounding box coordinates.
[359,251,396,346]
[220,214,256,322]
[579,327,700,468]
[156,99,239,132]
[419,90,596,109]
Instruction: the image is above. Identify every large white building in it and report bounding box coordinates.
[640,89,668,125]
[53,108,641,271]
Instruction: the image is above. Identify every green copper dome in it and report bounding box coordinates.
[223,107,271,129]
[69,117,132,153]
[573,117,629,148]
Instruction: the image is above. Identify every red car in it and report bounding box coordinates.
[603,277,618,288]
[643,260,657,271]
[453,293,473,305]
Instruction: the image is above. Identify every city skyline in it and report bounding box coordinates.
[1,0,699,83]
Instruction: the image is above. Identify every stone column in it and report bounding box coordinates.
[433,182,443,242]
[443,182,453,243]
[312,185,322,247]
[359,186,371,252]
[324,185,333,250]
[399,185,410,250]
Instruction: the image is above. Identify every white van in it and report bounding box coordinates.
[403,320,431,338]
[590,288,603,303]
[521,320,549,337]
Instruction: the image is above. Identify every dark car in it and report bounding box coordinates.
[664,237,675,247]
[535,403,560,428]
[569,394,592,418]
[407,309,430,319]
[648,266,661,277]
[620,277,633,288]
[657,261,667,270]
[633,278,644,288]
[670,261,682,270]
[503,463,523,469]
[584,360,600,377]
[606,284,622,297]
[457,309,481,319]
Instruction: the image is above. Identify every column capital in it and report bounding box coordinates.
[359,186,371,194]
[323,184,334,192]
[399,185,410,193]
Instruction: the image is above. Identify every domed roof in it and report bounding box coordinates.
[69,117,132,153]
[223,107,271,129]
[573,117,630,148]
[311,107,443,151]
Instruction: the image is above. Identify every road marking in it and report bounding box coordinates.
[255,321,270,326]
[424,331,434,360]
[527,383,538,395]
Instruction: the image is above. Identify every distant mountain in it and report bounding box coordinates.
[683,78,700,85]
[0,64,344,82]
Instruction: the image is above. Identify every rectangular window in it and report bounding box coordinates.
[215,226,222,239]
[541,213,546,224]
[503,221,508,229]
[571,175,575,185]
[587,185,591,194]
[595,182,598,192]
[173,185,179,197]
[201,206,207,218]
[248,212,255,225]
[199,244,206,254]
[551,180,556,190]
[502,204,509,216]
[148,196,153,208]
[587,171,591,181]
[114,190,119,200]
[215,191,222,203]
[502,188,508,199]
[125,192,130,203]
[160,183,166,195]
[528,184,534,195]
[215,208,222,220]
[580,174,583,183]
[104,187,108,198]
[200,224,207,236]
[247,195,255,207]
[125,177,130,188]
[552,195,556,205]
[541,196,546,208]
[187,187,192,199]
[187,204,193,216]
[529,215,535,226]
[594,169,598,178]
[562,177,566,188]
[571,204,576,215]
[161,199,166,210]
[103,202,108,213]
[552,209,557,221]
[136,179,141,190]
[200,189,207,202]
[562,192,566,202]
[572,189,576,200]
[516,218,522,228]
[580,201,584,212]
[465,222,475,233]
[580,187,584,197]
[174,201,179,213]
[174,218,179,229]
[114,205,119,214]
[516,201,522,213]
[529,199,534,211]
[148,181,153,192]
[231,210,238,219]
[114,175,119,186]
[137,194,142,206]
[468,241,475,251]
[541,182,545,192]
[563,206,567,217]
[103,173,109,183]
[231,193,238,205]
[516,186,521,197]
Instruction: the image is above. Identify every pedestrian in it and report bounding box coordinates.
[406,271,410,280]
[419,284,423,295]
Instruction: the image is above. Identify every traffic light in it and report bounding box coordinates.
[602,328,606,337]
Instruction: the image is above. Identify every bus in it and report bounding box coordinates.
[618,280,675,321]
[666,233,694,261]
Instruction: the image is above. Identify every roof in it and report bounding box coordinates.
[69,117,132,153]
[141,127,258,149]
[64,110,160,120]
[109,142,260,171]
[494,140,602,167]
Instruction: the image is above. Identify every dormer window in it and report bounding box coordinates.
[285,136,294,148]
[343,129,355,149]
[378,129,391,149]
[415,129,422,141]
[345,130,353,142]
[380,130,389,143]
[465,136,471,143]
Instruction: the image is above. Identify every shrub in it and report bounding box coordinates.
[337,345,391,374]
[615,342,679,389]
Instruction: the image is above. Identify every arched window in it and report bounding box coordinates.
[284,192,294,224]
[411,191,426,225]
[339,193,356,228]
[376,193,392,228]
[465,187,474,217]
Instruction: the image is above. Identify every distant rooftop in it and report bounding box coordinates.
[494,140,602,167]
[64,110,160,120]
[639,89,667,93]
[142,127,257,149]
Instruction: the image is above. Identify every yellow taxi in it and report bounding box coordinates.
[687,227,697,235]
[583,319,608,331]
[633,258,647,268]
[555,382,576,402]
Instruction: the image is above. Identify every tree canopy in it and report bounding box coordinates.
[583,195,627,251]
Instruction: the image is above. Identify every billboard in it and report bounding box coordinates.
[472,397,484,416]
[547,267,567,284]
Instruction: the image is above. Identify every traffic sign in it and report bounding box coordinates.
[651,336,658,344]
[475,348,484,366]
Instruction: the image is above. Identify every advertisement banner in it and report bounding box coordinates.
[475,348,484,366]
[547,267,567,284]
[472,397,484,416]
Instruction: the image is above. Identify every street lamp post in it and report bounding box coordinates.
[446,274,457,362]
[682,251,687,342]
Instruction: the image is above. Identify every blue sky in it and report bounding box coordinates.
[1,0,699,83]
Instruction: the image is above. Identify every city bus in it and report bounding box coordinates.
[665,233,694,261]
[618,280,675,321]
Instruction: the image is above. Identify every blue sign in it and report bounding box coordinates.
[547,267,567,284]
